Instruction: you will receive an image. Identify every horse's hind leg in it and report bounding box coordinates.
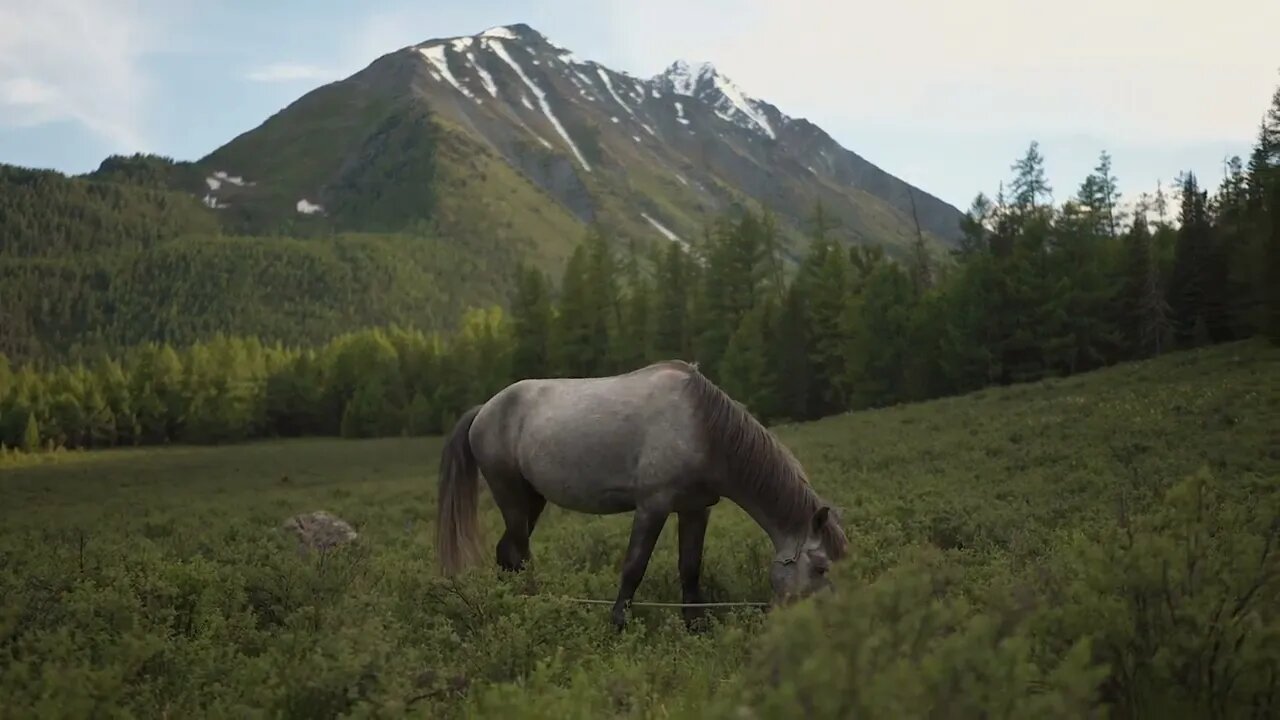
[486,471,544,572]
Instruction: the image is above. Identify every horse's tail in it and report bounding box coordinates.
[436,404,485,576]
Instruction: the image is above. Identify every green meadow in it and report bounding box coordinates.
[2,340,1277,718]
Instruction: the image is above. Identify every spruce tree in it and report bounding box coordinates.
[652,241,691,360]
[1121,215,1173,357]
[510,264,552,381]
[718,298,781,422]
[1267,179,1280,343]
[1010,141,1053,217]
[1168,173,1212,347]
[551,244,595,377]
[21,412,39,453]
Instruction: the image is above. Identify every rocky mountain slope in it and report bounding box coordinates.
[198,23,963,264]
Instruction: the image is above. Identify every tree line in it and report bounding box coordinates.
[2,84,1277,454]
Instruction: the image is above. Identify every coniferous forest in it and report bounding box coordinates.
[2,81,1278,454]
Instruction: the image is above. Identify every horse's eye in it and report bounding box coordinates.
[815,565,828,576]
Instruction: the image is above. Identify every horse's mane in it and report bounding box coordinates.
[667,361,848,560]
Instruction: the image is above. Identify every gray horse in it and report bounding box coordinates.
[435,359,849,629]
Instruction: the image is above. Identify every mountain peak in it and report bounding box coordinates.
[655,59,776,139]
[478,23,544,42]
[659,60,718,96]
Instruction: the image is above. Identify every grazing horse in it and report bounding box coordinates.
[435,360,849,629]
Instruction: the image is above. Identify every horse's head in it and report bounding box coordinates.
[769,505,846,604]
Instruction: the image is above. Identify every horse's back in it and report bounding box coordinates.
[470,363,706,514]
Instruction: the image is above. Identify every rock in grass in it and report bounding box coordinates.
[282,510,358,552]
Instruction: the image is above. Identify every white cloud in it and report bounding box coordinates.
[246,62,334,83]
[0,0,159,152]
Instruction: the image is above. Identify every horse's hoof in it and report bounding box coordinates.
[610,606,627,631]
[682,609,708,633]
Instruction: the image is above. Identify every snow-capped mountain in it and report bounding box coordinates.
[198,23,962,262]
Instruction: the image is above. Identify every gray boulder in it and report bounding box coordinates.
[282,510,358,552]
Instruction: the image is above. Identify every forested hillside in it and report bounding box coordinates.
[0,159,533,361]
[3,76,1278,454]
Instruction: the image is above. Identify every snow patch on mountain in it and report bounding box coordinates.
[674,101,690,126]
[487,38,592,172]
[642,213,685,246]
[658,60,776,139]
[707,75,775,139]
[480,26,518,40]
[419,46,475,99]
[469,54,498,97]
[212,171,248,186]
[597,68,635,118]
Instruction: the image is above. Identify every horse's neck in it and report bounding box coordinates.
[718,474,807,557]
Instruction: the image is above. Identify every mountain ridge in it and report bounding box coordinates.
[195,22,964,261]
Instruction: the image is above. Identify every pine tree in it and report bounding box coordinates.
[843,263,914,408]
[584,228,621,373]
[793,231,850,415]
[956,194,994,257]
[21,412,39,453]
[718,297,781,422]
[510,264,553,380]
[774,285,813,422]
[695,214,768,378]
[1010,141,1053,217]
[1120,214,1173,357]
[652,241,691,360]
[551,244,596,377]
[1266,178,1280,343]
[616,272,654,371]
[1076,150,1124,237]
[405,390,436,436]
[908,215,933,300]
[0,352,11,401]
[1168,173,1213,347]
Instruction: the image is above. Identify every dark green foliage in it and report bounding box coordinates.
[1118,216,1173,357]
[1268,180,1280,343]
[0,164,219,258]
[510,264,553,380]
[20,413,39,453]
[85,153,209,194]
[322,104,440,233]
[0,232,516,361]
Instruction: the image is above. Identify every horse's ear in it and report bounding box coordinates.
[810,506,830,536]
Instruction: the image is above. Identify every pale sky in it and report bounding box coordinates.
[1,0,1276,210]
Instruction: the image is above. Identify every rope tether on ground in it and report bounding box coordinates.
[556,597,770,608]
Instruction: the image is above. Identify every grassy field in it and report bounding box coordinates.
[2,341,1278,718]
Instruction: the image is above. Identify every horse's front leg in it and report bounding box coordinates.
[677,507,711,630]
[611,508,668,630]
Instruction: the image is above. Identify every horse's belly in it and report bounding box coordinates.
[521,457,638,515]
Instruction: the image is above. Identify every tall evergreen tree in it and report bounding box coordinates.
[1010,141,1053,217]
[719,297,781,422]
[1168,173,1213,347]
[1266,178,1280,343]
[652,241,691,360]
[551,244,596,377]
[21,412,40,453]
[510,264,553,381]
[1120,214,1173,357]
